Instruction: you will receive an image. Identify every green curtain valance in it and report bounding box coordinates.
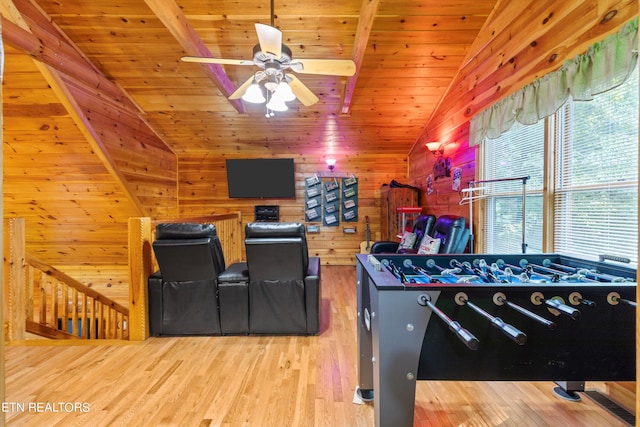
[469,17,638,146]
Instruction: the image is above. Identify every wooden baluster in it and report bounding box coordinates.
[26,265,34,323]
[81,293,88,339]
[115,311,122,339]
[71,288,79,338]
[62,283,69,333]
[98,303,104,339]
[88,297,95,339]
[51,279,58,330]
[39,272,47,326]
[112,311,117,339]
[107,306,113,339]
[123,314,129,340]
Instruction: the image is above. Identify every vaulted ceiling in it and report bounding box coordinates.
[4,0,502,155]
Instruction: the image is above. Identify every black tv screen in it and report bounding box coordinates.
[226,158,296,199]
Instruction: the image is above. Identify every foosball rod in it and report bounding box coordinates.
[607,292,637,307]
[453,259,508,283]
[383,260,408,283]
[531,292,581,319]
[425,259,480,283]
[417,294,479,350]
[542,259,628,282]
[496,259,587,283]
[493,292,556,330]
[455,292,527,345]
[474,259,516,282]
[408,263,442,283]
[495,259,554,282]
[520,259,598,283]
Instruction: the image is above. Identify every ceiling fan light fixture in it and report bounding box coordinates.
[266,96,288,112]
[241,80,266,103]
[274,79,296,102]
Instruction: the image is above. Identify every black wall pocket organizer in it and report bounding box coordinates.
[323,178,340,226]
[304,174,322,222]
[342,176,358,222]
[304,173,359,226]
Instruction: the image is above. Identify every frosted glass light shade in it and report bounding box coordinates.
[242,82,266,103]
[266,96,288,112]
[273,81,296,102]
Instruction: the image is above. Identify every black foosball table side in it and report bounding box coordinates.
[356,253,637,427]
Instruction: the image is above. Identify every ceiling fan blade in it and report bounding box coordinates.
[229,76,256,100]
[255,23,282,58]
[287,75,319,106]
[181,56,254,66]
[289,59,356,76]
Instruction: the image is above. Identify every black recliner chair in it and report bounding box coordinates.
[148,223,249,336]
[244,222,321,335]
[370,214,436,254]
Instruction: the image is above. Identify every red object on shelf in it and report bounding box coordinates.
[396,206,422,237]
[396,207,423,214]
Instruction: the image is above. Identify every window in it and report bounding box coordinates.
[482,121,545,254]
[554,74,638,263]
[482,67,638,264]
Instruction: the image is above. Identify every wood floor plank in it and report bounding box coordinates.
[5,266,630,426]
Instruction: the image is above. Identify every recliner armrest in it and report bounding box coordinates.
[306,256,321,278]
[218,261,249,284]
[304,256,321,335]
[148,271,163,336]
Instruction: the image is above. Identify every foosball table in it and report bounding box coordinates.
[355,253,637,427]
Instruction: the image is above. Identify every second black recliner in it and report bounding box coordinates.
[244,222,321,335]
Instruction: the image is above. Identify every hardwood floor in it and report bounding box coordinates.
[4,266,630,426]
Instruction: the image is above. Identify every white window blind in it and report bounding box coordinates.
[554,71,638,264]
[483,121,545,254]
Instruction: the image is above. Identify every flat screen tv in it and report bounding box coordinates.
[226,158,296,199]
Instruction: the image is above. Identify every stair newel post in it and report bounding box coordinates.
[128,217,152,341]
[5,218,26,341]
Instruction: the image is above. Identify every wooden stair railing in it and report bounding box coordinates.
[6,218,129,341]
[25,254,129,340]
[5,213,243,341]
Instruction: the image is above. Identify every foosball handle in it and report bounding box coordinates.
[491,317,527,345]
[545,298,581,320]
[419,294,480,351]
[449,321,480,351]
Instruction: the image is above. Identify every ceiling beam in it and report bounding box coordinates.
[1,17,138,112]
[341,0,380,115]
[1,0,171,217]
[144,0,246,114]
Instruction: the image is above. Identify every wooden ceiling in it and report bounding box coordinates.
[1,0,636,270]
[5,0,501,154]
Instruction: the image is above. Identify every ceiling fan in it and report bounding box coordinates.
[181,4,356,113]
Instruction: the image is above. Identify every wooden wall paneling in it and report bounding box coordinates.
[409,130,476,224]
[177,152,409,265]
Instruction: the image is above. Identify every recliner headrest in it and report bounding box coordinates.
[156,223,217,240]
[433,215,465,232]
[245,222,305,238]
